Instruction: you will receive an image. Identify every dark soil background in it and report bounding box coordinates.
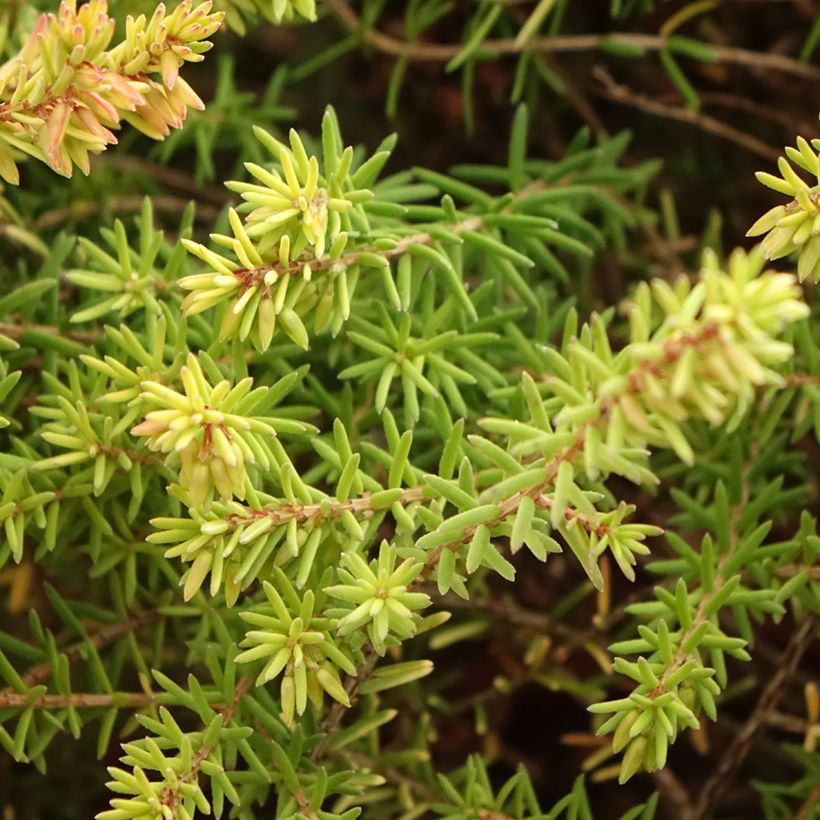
[0,1,818,818]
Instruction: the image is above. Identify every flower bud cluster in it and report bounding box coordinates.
[0,0,223,182]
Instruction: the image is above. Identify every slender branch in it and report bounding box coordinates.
[220,196,506,287]
[229,481,610,537]
[311,650,378,761]
[229,486,426,529]
[651,767,694,818]
[696,90,811,132]
[5,607,162,693]
[310,322,723,757]
[0,321,100,344]
[589,66,780,161]
[442,591,549,633]
[784,373,820,388]
[109,156,231,207]
[518,369,820,396]
[158,673,255,817]
[290,789,320,820]
[763,710,809,735]
[773,563,820,580]
[0,690,159,709]
[690,613,818,820]
[795,782,820,820]
[324,0,820,80]
[542,53,608,136]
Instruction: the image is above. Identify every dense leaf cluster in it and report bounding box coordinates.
[0,2,818,819]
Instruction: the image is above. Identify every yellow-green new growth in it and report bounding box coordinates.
[567,247,808,470]
[180,116,380,350]
[180,208,319,351]
[748,135,820,281]
[236,574,357,726]
[468,248,808,594]
[131,353,301,507]
[325,542,431,654]
[229,126,369,259]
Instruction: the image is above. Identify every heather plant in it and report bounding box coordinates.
[749,137,820,282]
[0,2,818,819]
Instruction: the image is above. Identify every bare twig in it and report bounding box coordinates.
[696,90,810,132]
[324,0,820,80]
[590,66,780,161]
[0,690,158,709]
[651,766,694,817]
[542,54,608,136]
[108,156,230,206]
[795,782,820,820]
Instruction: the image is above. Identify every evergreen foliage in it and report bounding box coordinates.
[0,2,818,819]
